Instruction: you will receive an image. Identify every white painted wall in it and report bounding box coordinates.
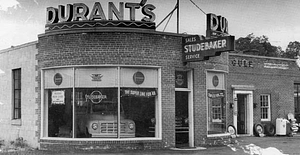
[0,42,38,148]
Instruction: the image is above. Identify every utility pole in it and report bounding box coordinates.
[177,0,179,34]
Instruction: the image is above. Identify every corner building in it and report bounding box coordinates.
[3,4,300,150]
[35,20,230,149]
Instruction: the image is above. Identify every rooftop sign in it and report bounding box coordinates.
[45,0,156,32]
[206,13,228,37]
[182,13,234,62]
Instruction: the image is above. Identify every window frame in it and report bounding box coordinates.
[294,84,300,114]
[260,94,271,121]
[206,71,227,136]
[12,68,21,120]
[41,66,162,140]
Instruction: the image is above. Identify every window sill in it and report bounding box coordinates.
[40,137,162,142]
[207,133,231,138]
[11,119,22,126]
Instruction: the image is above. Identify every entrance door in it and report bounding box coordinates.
[175,91,189,147]
[237,94,247,134]
[233,90,254,135]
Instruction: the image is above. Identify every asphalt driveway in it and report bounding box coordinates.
[1,136,300,155]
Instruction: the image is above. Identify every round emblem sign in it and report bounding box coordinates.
[54,73,63,86]
[212,75,219,87]
[175,74,184,86]
[85,91,107,104]
[133,71,145,85]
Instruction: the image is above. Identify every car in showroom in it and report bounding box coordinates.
[77,100,136,138]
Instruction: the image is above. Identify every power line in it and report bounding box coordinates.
[189,0,206,15]
[156,3,178,28]
[163,10,174,32]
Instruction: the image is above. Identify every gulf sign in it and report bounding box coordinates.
[182,35,235,62]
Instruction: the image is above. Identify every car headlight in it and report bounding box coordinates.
[128,122,134,130]
[151,118,156,125]
[92,123,98,130]
[184,118,189,124]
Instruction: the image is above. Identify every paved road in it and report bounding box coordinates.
[1,136,300,154]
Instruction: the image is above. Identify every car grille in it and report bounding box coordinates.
[100,123,126,133]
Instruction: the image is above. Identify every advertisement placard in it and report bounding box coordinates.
[51,90,65,105]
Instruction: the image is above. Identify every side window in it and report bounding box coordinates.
[13,68,21,119]
[260,94,271,121]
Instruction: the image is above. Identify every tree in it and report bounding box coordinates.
[233,33,281,57]
[281,41,300,59]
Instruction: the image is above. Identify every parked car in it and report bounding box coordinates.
[77,101,135,138]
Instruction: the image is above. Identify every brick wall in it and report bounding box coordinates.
[228,54,300,128]
[37,29,230,150]
[37,30,185,150]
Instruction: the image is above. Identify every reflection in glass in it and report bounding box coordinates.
[48,89,73,137]
[121,88,156,137]
[208,90,226,134]
[75,88,135,138]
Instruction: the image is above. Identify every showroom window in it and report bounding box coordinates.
[207,90,226,134]
[260,94,271,121]
[206,72,226,135]
[42,66,160,139]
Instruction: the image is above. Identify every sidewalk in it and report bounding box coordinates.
[2,136,300,155]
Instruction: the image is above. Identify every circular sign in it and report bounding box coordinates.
[175,74,184,86]
[85,91,107,104]
[133,71,145,85]
[54,73,63,86]
[212,75,219,87]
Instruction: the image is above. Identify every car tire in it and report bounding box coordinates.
[253,123,264,137]
[227,125,237,135]
[264,123,275,136]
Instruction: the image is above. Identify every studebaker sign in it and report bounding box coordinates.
[182,35,235,62]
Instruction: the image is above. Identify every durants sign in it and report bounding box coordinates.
[45,0,156,32]
[46,0,156,25]
[182,35,235,62]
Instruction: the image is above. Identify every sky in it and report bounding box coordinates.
[0,0,300,50]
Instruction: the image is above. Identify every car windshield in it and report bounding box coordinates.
[91,102,117,115]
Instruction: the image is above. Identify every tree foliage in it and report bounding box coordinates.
[281,41,300,59]
[234,33,281,57]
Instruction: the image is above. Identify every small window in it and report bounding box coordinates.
[260,94,271,121]
[13,69,21,119]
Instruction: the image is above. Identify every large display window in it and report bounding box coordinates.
[207,90,226,134]
[206,72,226,135]
[42,66,160,139]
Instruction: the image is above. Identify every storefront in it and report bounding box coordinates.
[1,0,300,151]
[0,1,236,149]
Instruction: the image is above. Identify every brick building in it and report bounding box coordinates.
[1,29,300,150]
[228,53,300,135]
[1,2,300,151]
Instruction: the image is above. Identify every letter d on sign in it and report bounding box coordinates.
[46,7,59,24]
[207,13,218,31]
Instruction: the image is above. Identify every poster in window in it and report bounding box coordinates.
[175,71,188,88]
[51,90,65,105]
